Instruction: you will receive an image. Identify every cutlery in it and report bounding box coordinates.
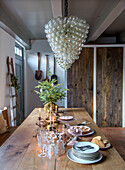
[64,136,74,146]
[76,145,94,151]
[77,121,91,126]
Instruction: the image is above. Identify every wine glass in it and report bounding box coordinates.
[55,133,65,157]
[37,131,47,157]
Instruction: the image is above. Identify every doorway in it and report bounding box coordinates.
[15,43,24,124]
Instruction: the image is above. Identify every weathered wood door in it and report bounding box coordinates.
[67,48,93,117]
[96,47,123,127]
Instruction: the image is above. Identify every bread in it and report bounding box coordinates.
[91,136,105,148]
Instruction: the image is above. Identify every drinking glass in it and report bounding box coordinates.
[47,131,55,159]
[47,144,55,159]
[55,134,65,157]
[37,131,47,157]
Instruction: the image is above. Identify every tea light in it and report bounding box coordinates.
[39,108,41,117]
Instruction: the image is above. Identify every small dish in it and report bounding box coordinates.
[68,126,94,137]
[100,142,111,150]
[59,116,74,121]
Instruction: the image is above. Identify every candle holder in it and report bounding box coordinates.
[36,117,48,128]
[47,125,56,131]
[38,116,42,121]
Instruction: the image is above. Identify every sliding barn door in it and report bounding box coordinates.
[67,48,93,117]
[96,47,123,127]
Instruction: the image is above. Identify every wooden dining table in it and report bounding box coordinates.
[0,108,124,170]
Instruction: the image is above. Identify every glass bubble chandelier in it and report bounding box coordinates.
[44,1,89,70]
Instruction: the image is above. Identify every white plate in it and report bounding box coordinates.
[59,116,74,121]
[68,126,94,137]
[67,149,103,164]
[100,142,111,150]
[73,142,99,154]
[80,129,94,137]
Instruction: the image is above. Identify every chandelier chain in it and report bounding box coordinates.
[65,0,68,17]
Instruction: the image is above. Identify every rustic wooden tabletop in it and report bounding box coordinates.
[0,108,124,170]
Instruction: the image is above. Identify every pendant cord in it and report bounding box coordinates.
[64,0,68,17]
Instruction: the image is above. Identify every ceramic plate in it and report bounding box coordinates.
[73,142,99,154]
[59,116,74,121]
[67,149,103,164]
[80,129,94,137]
[100,142,111,150]
[68,126,94,137]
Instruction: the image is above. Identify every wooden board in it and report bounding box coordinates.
[96,47,123,127]
[67,48,93,117]
[0,108,124,170]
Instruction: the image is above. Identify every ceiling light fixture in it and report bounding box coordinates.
[45,0,89,70]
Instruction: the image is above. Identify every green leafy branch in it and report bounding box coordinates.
[34,69,69,104]
[11,74,20,90]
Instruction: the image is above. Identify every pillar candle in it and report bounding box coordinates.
[53,116,54,126]
[39,108,41,117]
[50,115,52,127]
[50,107,52,113]
[55,105,57,113]
[47,109,49,117]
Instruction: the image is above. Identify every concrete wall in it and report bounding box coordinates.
[25,40,66,116]
[0,28,15,123]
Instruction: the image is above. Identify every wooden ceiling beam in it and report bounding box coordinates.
[88,0,125,42]
[50,0,62,18]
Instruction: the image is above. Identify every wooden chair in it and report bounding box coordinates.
[0,107,17,146]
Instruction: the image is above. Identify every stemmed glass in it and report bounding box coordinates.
[70,127,82,141]
[47,131,55,159]
[37,130,48,157]
[55,133,65,156]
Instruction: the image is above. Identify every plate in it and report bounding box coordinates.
[73,142,99,154]
[67,149,103,164]
[80,129,94,137]
[100,142,111,150]
[59,116,74,121]
[68,126,94,137]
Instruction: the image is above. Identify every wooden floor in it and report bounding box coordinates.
[100,127,125,161]
[0,127,17,146]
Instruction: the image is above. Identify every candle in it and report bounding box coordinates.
[53,116,54,126]
[50,107,52,113]
[55,105,57,113]
[39,108,41,117]
[50,116,52,127]
[47,109,49,118]
[76,129,79,133]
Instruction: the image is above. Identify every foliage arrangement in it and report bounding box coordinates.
[34,69,68,105]
[11,74,20,90]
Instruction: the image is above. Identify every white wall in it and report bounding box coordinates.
[0,28,15,123]
[25,40,66,116]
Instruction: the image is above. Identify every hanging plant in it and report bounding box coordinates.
[11,74,20,90]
